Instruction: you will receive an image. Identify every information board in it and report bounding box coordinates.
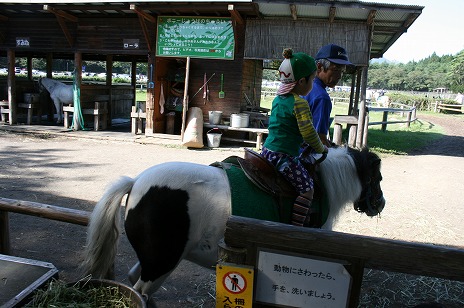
[256,250,352,307]
[156,16,234,59]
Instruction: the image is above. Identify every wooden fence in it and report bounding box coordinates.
[434,102,464,113]
[222,215,464,308]
[332,103,417,147]
[0,197,90,254]
[367,103,417,132]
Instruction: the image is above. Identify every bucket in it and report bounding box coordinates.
[230,113,249,128]
[208,111,223,125]
[206,128,222,147]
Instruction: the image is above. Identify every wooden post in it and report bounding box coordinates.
[406,110,412,128]
[333,123,343,145]
[73,51,83,130]
[348,124,357,147]
[381,111,388,132]
[145,54,155,136]
[0,211,10,254]
[180,56,191,142]
[356,100,366,148]
[106,55,113,128]
[362,112,369,147]
[7,49,17,124]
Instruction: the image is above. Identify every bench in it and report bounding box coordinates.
[203,123,269,149]
[131,105,146,134]
[0,100,9,123]
[63,101,108,131]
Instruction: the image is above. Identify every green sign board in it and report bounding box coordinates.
[156,16,235,60]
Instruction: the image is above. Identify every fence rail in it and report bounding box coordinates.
[0,197,90,254]
[434,102,464,113]
[367,103,417,132]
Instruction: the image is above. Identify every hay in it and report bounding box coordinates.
[359,269,464,307]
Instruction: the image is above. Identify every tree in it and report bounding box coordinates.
[449,50,464,93]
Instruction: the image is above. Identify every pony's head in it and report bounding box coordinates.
[349,147,385,217]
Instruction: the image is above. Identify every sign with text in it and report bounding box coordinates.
[256,250,352,307]
[216,263,253,308]
[156,16,234,59]
[123,39,139,49]
[16,37,30,48]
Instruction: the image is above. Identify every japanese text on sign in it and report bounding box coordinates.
[156,16,234,59]
[256,250,352,307]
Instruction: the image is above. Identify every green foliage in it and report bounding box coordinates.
[368,50,463,91]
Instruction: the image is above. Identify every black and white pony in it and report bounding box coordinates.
[82,146,385,299]
[38,78,73,123]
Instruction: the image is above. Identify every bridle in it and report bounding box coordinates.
[354,174,385,217]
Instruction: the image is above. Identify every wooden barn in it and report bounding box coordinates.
[0,0,423,145]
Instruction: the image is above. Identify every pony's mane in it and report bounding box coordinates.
[318,146,363,228]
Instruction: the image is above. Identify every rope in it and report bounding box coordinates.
[71,70,86,130]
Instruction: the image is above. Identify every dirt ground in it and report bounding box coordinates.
[1,112,463,307]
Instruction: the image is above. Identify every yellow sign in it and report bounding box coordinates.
[216,262,254,308]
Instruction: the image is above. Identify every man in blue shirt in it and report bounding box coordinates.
[303,44,352,146]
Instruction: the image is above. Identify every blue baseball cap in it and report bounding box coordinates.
[315,44,352,65]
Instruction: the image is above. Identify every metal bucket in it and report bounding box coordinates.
[208,111,222,124]
[206,128,222,147]
[230,113,249,128]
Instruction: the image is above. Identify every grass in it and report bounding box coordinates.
[261,96,445,156]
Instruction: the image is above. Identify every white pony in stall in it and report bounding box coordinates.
[38,78,73,123]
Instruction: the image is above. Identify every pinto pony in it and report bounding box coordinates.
[38,78,73,123]
[82,146,385,299]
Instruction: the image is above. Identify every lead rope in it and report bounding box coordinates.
[71,69,86,130]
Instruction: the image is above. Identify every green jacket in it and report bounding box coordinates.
[264,93,325,156]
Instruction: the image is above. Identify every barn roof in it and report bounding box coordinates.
[0,0,423,60]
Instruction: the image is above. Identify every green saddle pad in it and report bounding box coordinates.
[221,160,329,226]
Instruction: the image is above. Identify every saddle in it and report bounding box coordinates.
[236,148,297,198]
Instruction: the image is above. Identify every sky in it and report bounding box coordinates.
[372,0,464,63]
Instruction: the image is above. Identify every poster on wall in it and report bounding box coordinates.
[156,16,234,60]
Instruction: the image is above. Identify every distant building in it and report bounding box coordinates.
[433,87,448,94]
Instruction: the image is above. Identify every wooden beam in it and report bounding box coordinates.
[367,9,377,26]
[43,5,78,23]
[130,4,157,23]
[329,6,336,23]
[136,13,152,53]
[56,15,74,47]
[289,4,297,21]
[228,4,244,25]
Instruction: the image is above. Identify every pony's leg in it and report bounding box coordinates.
[128,262,141,285]
[56,100,63,124]
[124,185,191,298]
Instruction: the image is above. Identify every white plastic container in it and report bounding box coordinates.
[208,111,222,124]
[230,113,249,128]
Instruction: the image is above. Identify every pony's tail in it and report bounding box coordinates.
[81,176,134,279]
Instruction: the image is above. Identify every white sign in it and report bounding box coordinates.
[256,250,352,308]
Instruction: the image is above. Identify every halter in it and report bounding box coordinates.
[354,174,384,216]
[348,147,384,217]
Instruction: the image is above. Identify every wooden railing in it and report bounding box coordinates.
[0,197,90,254]
[221,215,464,308]
[367,104,417,132]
